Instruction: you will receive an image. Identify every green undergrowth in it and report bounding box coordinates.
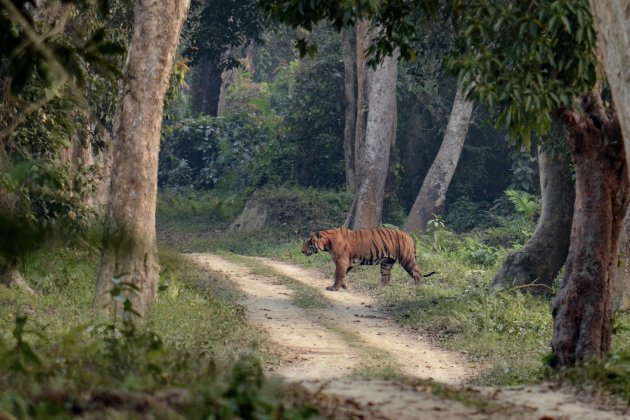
[156,186,352,254]
[553,313,630,402]
[155,186,630,400]
[0,242,318,418]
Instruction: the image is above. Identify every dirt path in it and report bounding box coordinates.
[190,253,628,419]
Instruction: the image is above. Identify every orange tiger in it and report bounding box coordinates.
[302,227,435,291]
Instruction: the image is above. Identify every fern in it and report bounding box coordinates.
[505,189,541,221]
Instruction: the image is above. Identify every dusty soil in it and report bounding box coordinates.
[190,253,629,419]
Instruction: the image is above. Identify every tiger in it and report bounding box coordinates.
[302,227,435,291]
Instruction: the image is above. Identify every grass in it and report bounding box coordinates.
[223,254,404,380]
[0,240,319,418]
[154,186,630,403]
[320,319,403,380]
[262,234,552,387]
[157,185,553,387]
[224,253,330,310]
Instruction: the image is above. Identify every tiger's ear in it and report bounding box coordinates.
[316,231,321,239]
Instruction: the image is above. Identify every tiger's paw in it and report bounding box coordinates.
[326,286,339,291]
[341,284,347,289]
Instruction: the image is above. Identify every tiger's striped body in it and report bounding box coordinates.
[302,227,434,291]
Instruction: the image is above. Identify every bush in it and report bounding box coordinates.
[444,197,495,232]
[249,186,353,233]
[159,111,280,191]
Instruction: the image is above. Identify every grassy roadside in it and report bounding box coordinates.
[155,186,630,401]
[0,243,319,418]
[217,253,524,415]
[224,253,404,380]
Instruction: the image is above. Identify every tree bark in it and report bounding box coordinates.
[94,127,113,207]
[190,55,222,116]
[347,49,399,229]
[491,147,574,293]
[341,27,357,191]
[0,264,35,295]
[344,20,371,228]
[588,0,630,181]
[403,86,473,233]
[95,0,189,318]
[551,91,630,368]
[353,20,371,177]
[216,68,235,116]
[613,208,630,310]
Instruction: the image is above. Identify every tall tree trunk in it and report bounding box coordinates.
[95,0,189,318]
[348,49,399,229]
[589,0,630,178]
[190,55,221,116]
[613,208,630,310]
[551,91,630,368]
[344,20,371,228]
[353,20,371,176]
[491,147,574,293]
[403,86,473,233]
[341,27,357,190]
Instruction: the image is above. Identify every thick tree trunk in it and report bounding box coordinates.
[589,0,630,178]
[190,55,222,116]
[95,0,189,318]
[491,147,574,293]
[551,91,630,368]
[344,20,371,228]
[347,49,398,229]
[613,209,630,310]
[403,86,473,233]
[341,27,357,190]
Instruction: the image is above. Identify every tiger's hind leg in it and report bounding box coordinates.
[380,258,396,286]
[400,257,423,285]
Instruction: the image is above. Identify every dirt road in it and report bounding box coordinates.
[190,253,627,419]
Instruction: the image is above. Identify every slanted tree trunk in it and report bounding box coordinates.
[341,27,357,190]
[347,49,399,229]
[95,0,189,318]
[403,86,473,233]
[551,90,630,368]
[589,0,630,176]
[491,147,574,293]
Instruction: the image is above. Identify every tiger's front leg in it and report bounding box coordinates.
[327,258,349,291]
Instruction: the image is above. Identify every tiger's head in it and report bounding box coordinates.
[302,231,325,256]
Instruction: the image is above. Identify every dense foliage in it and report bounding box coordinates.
[448,0,598,144]
[0,1,128,265]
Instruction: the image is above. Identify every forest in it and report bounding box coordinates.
[2,0,630,417]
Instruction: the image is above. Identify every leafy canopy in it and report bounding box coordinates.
[259,0,599,145]
[448,0,597,146]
